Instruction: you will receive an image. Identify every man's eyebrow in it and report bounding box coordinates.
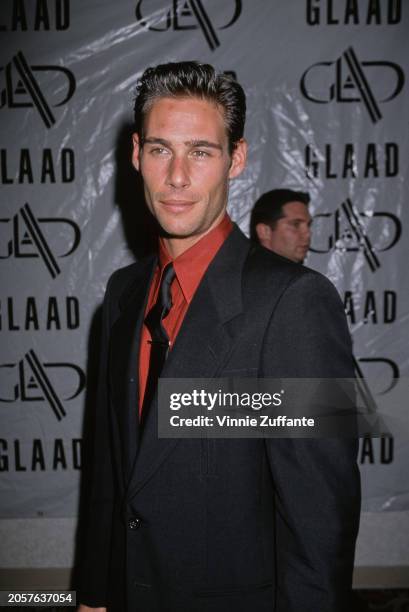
[142,137,170,147]
[187,139,223,151]
[142,137,223,151]
[288,217,312,223]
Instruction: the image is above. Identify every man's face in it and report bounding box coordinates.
[256,201,312,263]
[132,96,246,253]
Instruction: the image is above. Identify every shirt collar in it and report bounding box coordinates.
[158,214,233,303]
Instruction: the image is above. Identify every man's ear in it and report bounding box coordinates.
[228,138,247,179]
[255,223,272,244]
[132,133,141,171]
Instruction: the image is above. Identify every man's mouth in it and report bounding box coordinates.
[160,199,196,212]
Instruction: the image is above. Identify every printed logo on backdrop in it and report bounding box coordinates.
[0,203,81,278]
[305,0,402,26]
[300,47,404,123]
[1,148,75,185]
[0,51,75,128]
[135,0,242,51]
[356,357,399,395]
[343,290,396,326]
[305,143,398,180]
[0,0,70,31]
[355,354,398,467]
[310,199,401,272]
[0,349,85,421]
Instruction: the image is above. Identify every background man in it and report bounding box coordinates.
[250,188,373,415]
[78,62,360,612]
[250,188,312,263]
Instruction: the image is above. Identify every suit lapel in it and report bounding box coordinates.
[109,255,156,480]
[126,226,251,501]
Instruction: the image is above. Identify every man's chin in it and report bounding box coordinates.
[157,222,199,240]
[156,213,215,241]
[289,252,306,264]
[154,208,197,237]
[295,248,309,263]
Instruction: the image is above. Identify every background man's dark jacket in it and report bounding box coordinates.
[79,225,361,612]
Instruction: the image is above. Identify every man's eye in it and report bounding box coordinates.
[191,150,210,158]
[150,147,169,156]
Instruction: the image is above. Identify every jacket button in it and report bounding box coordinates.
[128,517,141,530]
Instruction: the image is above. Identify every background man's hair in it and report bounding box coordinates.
[134,61,246,154]
[250,189,310,241]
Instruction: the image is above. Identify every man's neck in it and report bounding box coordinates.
[162,234,201,259]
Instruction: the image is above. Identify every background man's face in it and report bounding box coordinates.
[132,96,246,248]
[257,201,312,263]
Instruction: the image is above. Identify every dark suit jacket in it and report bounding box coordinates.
[79,225,361,612]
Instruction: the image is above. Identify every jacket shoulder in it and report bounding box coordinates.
[245,242,310,286]
[104,256,155,301]
[244,243,342,308]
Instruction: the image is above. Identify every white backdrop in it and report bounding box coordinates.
[0,0,408,519]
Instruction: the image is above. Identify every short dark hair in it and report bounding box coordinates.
[250,189,310,241]
[133,61,246,154]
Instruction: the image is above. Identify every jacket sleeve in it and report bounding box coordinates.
[262,271,361,612]
[77,273,117,607]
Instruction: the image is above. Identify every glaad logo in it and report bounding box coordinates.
[135,0,242,51]
[0,203,81,278]
[0,349,86,420]
[357,357,399,395]
[310,199,401,272]
[0,50,75,128]
[300,47,404,123]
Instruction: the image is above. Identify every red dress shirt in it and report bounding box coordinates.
[138,214,233,416]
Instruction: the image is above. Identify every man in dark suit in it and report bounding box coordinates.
[78,62,360,612]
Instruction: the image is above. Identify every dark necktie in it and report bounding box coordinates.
[142,262,175,414]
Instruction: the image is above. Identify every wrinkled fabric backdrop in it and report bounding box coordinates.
[0,0,408,518]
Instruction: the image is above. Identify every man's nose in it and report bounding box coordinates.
[166,155,190,189]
